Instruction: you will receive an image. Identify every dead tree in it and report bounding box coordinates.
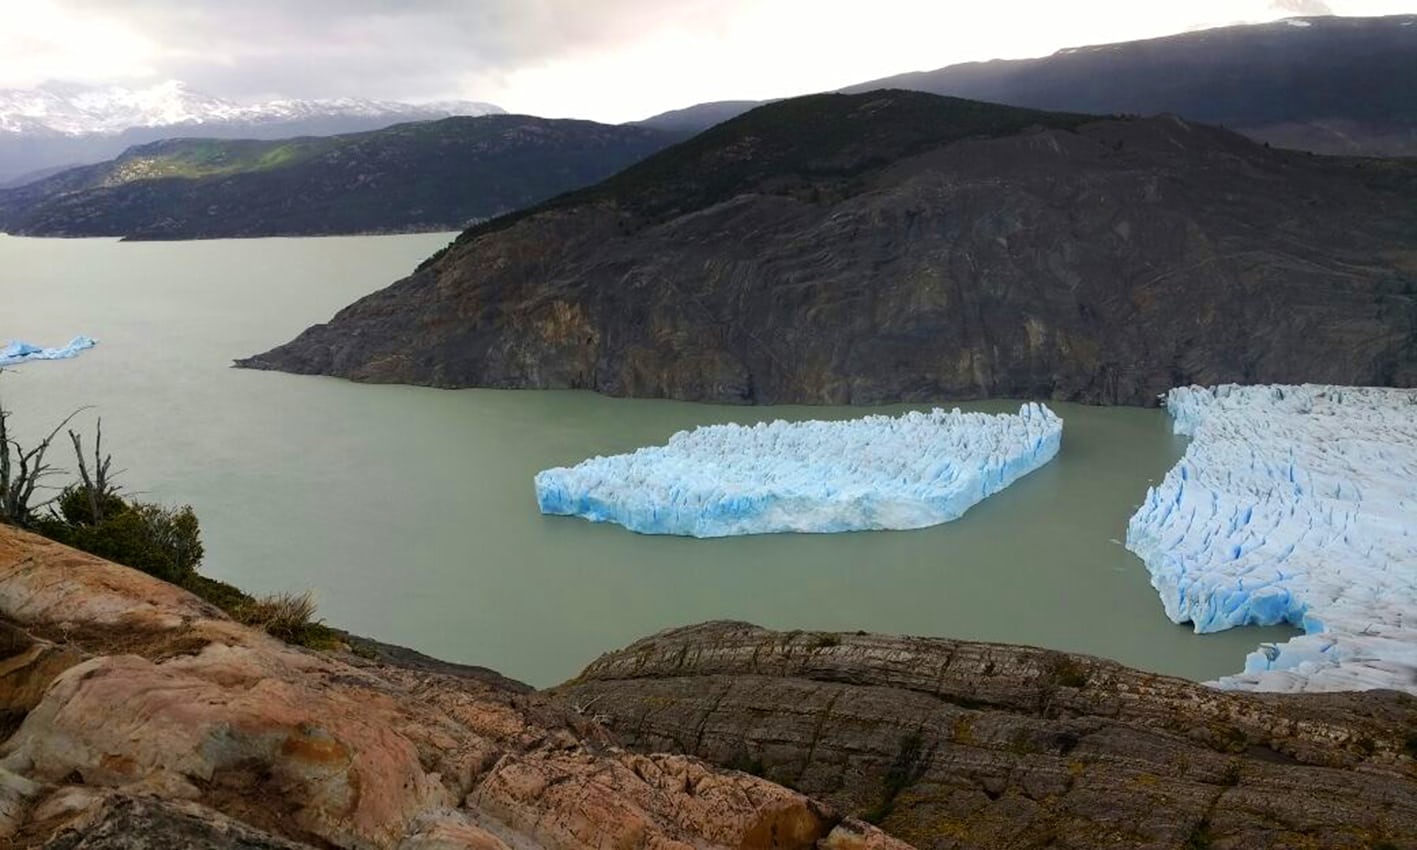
[0,397,83,527]
[68,418,120,524]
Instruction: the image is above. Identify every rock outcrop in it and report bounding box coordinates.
[556,622,1417,850]
[5,525,1417,849]
[0,527,904,850]
[240,90,1417,406]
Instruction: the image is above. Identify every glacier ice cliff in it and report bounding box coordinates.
[535,403,1062,537]
[0,336,97,367]
[1127,384,1417,693]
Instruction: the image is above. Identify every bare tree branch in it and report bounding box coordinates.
[0,399,87,526]
[68,417,117,524]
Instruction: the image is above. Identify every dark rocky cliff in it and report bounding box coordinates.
[556,622,1417,850]
[240,91,1417,406]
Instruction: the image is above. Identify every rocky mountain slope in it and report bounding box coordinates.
[642,15,1417,156]
[558,622,1417,850]
[0,80,501,182]
[3,526,1414,849]
[0,116,682,239]
[241,90,1417,406]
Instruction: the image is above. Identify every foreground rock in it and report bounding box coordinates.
[0,527,902,850]
[241,90,1417,406]
[556,622,1417,850]
[6,523,1416,849]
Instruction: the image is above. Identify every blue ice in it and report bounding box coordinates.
[1127,384,1417,694]
[0,336,97,367]
[536,403,1062,537]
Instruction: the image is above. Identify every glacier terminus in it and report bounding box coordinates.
[1128,384,1417,694]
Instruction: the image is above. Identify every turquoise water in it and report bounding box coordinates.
[0,234,1295,686]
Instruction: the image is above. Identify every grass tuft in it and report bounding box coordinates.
[234,591,340,650]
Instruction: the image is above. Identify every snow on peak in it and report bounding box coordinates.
[0,81,503,136]
[1282,18,1313,27]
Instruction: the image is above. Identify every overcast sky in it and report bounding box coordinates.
[1,0,1411,122]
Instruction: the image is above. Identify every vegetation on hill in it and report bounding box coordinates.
[0,115,683,239]
[451,91,1092,247]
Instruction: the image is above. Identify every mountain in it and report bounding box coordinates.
[0,80,502,181]
[0,163,74,190]
[0,115,684,239]
[639,15,1417,156]
[239,90,1417,405]
[634,100,771,134]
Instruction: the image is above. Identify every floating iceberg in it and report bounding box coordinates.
[0,336,98,367]
[1127,384,1417,693]
[535,403,1062,537]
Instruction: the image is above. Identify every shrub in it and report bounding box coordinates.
[181,573,254,613]
[38,489,203,584]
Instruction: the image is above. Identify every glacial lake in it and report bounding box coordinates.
[0,233,1295,686]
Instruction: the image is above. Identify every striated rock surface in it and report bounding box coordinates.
[556,622,1417,850]
[0,526,901,850]
[241,90,1417,406]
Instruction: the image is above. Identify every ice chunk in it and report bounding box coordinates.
[0,336,97,367]
[535,403,1062,537]
[1127,384,1417,693]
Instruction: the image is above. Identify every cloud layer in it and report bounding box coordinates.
[2,0,1407,122]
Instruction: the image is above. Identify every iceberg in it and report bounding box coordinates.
[535,403,1062,537]
[1127,384,1417,694]
[0,336,98,367]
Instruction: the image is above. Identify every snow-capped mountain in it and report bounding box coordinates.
[0,80,501,136]
[0,81,503,181]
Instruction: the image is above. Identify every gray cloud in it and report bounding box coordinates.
[1270,0,1334,14]
[58,0,726,101]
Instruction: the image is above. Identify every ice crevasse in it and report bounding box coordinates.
[1127,384,1417,693]
[535,403,1062,537]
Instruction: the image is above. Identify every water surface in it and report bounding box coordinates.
[0,234,1294,686]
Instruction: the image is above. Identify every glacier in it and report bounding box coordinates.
[0,336,97,367]
[535,404,1062,537]
[1127,384,1417,693]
